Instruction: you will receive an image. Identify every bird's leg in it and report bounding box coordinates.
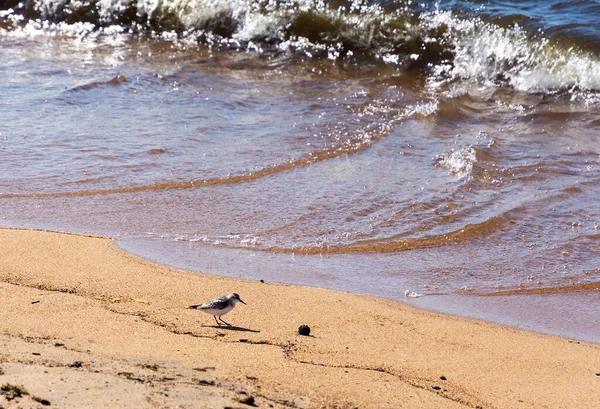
[219,317,232,326]
[213,316,222,326]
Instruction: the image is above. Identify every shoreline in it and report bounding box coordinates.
[1,227,599,408]
[118,231,600,344]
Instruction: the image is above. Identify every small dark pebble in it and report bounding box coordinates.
[66,361,83,368]
[298,325,311,336]
[54,343,65,347]
[432,385,441,390]
[197,379,215,386]
[238,395,256,406]
[32,352,41,356]
[440,375,447,381]
[239,339,248,343]
[596,372,600,377]
[31,300,40,304]
[33,396,51,406]
[260,280,264,283]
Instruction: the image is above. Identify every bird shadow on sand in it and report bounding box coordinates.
[201,325,260,333]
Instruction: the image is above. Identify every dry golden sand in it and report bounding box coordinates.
[0,228,599,408]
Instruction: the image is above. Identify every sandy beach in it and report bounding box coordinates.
[0,227,599,408]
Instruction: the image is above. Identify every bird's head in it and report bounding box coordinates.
[229,293,246,305]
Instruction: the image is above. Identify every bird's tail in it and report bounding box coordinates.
[188,304,200,309]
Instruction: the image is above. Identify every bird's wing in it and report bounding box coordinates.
[200,296,230,310]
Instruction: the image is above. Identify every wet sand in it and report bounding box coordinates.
[0,228,599,408]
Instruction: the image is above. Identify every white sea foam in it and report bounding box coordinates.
[404,290,424,298]
[4,0,600,98]
[422,10,600,97]
[402,101,439,118]
[434,147,477,179]
[179,233,264,248]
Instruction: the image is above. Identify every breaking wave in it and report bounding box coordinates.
[2,0,600,98]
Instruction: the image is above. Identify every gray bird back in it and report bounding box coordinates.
[201,296,230,310]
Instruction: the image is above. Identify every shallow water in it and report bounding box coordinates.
[1,0,600,341]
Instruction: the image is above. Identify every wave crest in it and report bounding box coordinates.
[422,10,600,96]
[3,0,600,97]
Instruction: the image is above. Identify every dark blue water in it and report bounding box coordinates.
[440,0,600,51]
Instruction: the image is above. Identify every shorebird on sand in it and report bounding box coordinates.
[189,293,246,326]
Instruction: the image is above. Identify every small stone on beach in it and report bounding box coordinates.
[237,395,256,406]
[33,396,51,406]
[298,325,311,336]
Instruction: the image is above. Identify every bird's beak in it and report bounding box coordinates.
[239,298,247,305]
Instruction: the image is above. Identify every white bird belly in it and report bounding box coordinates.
[201,304,234,317]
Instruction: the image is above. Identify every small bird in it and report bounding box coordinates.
[189,293,246,326]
